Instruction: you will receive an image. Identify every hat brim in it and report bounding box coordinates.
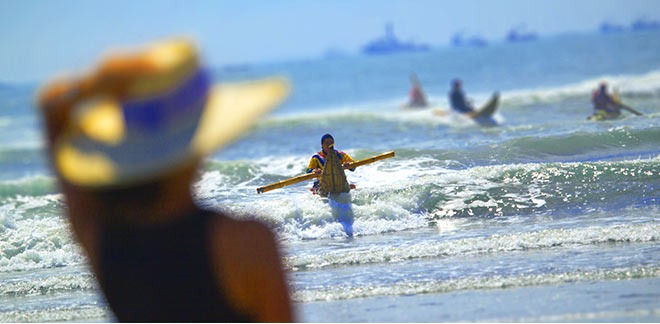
[55,77,290,188]
[193,77,289,155]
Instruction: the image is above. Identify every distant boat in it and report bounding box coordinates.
[451,32,488,48]
[599,21,626,33]
[631,17,660,31]
[361,23,430,55]
[506,25,538,43]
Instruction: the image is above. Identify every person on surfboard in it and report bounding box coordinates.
[590,82,621,119]
[588,82,643,120]
[449,78,477,116]
[406,73,428,108]
[448,78,500,126]
[587,81,646,121]
[306,133,355,195]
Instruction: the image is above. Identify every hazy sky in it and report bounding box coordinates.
[1,0,659,83]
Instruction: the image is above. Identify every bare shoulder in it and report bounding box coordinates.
[213,213,276,243]
[206,212,293,322]
[208,212,281,267]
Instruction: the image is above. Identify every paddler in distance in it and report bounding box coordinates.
[406,73,428,108]
[449,78,478,117]
[446,78,500,126]
[590,81,621,120]
[307,133,356,195]
[588,81,643,120]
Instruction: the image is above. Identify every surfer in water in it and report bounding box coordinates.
[449,78,477,116]
[589,81,622,120]
[588,81,644,120]
[307,133,356,237]
[448,78,500,126]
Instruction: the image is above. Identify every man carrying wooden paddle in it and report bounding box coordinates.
[255,148,394,194]
[307,134,356,237]
[307,133,356,196]
[255,133,395,238]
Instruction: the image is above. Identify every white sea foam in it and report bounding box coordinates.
[293,266,660,302]
[285,222,660,270]
[0,194,83,272]
[0,306,109,323]
[502,69,660,106]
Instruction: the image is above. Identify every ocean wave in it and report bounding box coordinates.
[505,308,660,323]
[284,222,659,270]
[202,126,660,191]
[0,305,108,323]
[2,156,655,272]
[0,194,80,273]
[485,126,660,162]
[252,69,660,123]
[491,69,660,108]
[194,152,659,241]
[0,176,56,199]
[427,158,660,218]
[0,146,47,180]
[292,265,660,302]
[0,272,96,297]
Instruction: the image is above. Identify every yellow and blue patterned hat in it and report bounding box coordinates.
[50,38,289,188]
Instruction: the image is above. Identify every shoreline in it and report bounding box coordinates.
[297,276,660,322]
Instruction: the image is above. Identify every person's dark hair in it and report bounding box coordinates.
[321,133,334,144]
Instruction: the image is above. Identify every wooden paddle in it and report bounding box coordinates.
[256,151,395,194]
[613,94,643,116]
[619,103,643,116]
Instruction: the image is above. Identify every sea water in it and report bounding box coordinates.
[1,30,659,322]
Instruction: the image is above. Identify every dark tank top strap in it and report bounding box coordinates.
[99,210,253,322]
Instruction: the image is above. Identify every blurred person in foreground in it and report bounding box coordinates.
[37,38,294,322]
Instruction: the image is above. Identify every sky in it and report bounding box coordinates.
[1,0,659,83]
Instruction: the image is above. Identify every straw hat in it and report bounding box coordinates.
[49,38,289,188]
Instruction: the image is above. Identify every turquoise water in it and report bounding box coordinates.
[1,30,659,321]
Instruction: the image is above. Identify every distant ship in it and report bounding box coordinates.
[599,21,626,33]
[361,23,430,55]
[598,17,660,34]
[506,25,538,43]
[631,17,660,31]
[451,32,488,48]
